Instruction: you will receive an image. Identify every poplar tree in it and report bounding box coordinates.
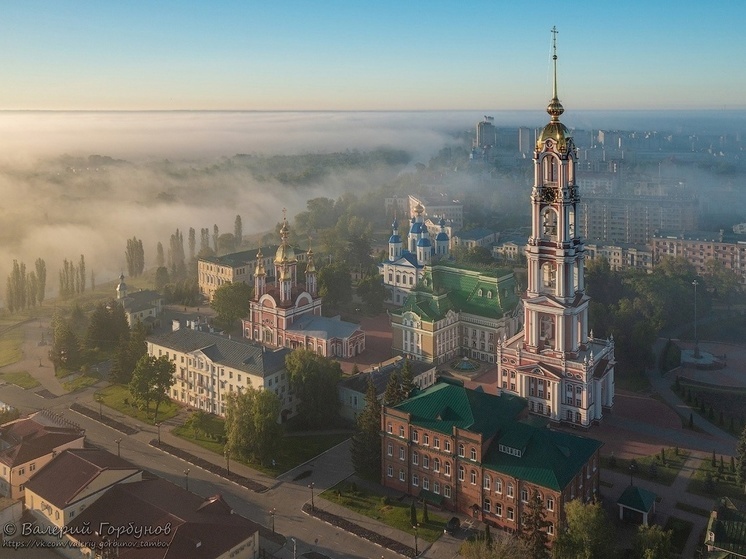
[350,378,381,479]
[737,425,746,491]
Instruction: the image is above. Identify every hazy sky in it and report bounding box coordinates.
[0,1,743,111]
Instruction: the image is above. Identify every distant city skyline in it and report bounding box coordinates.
[0,1,743,111]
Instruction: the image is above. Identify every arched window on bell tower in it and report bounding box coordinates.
[540,315,555,349]
[568,207,576,239]
[542,154,559,184]
[542,262,556,291]
[542,209,558,241]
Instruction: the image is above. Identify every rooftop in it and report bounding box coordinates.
[0,412,85,468]
[286,314,362,340]
[199,246,279,267]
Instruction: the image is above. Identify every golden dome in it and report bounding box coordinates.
[254,249,265,276]
[275,243,296,265]
[537,120,571,151]
[305,248,316,273]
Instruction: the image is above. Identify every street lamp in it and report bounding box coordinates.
[413,523,419,556]
[692,279,700,358]
[308,482,315,511]
[269,508,276,533]
[114,438,122,458]
[184,469,190,491]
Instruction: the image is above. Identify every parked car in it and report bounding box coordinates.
[445,516,460,535]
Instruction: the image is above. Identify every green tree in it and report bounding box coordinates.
[357,273,386,313]
[128,354,175,421]
[35,257,46,304]
[225,386,282,465]
[350,378,382,479]
[156,242,165,268]
[234,215,243,247]
[553,500,614,559]
[50,318,81,372]
[211,282,252,329]
[633,525,672,559]
[154,266,170,290]
[126,237,145,277]
[185,410,211,440]
[520,491,550,559]
[399,359,416,401]
[111,320,146,384]
[460,534,530,558]
[736,425,746,491]
[286,349,342,429]
[318,262,352,308]
[383,372,401,407]
[422,500,429,523]
[410,500,417,526]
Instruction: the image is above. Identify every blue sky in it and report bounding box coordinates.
[0,0,743,111]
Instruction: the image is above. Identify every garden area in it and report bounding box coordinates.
[674,378,746,436]
[0,327,24,368]
[95,383,181,425]
[663,516,693,556]
[322,480,447,543]
[601,447,690,487]
[0,371,39,389]
[173,411,352,477]
[688,453,746,504]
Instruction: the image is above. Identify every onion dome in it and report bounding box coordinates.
[436,230,449,242]
[280,258,291,282]
[417,237,431,248]
[305,247,316,273]
[116,273,127,292]
[254,249,265,276]
[274,214,297,264]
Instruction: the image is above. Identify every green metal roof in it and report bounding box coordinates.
[392,382,526,439]
[616,484,657,513]
[483,425,602,491]
[707,498,746,558]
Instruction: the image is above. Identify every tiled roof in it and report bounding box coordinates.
[66,478,261,559]
[286,314,361,341]
[24,448,139,508]
[150,329,288,378]
[339,358,434,396]
[199,246,279,267]
[391,382,526,439]
[123,290,162,314]
[0,415,85,467]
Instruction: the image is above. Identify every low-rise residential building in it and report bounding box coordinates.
[652,230,746,284]
[584,243,653,272]
[337,357,437,423]
[24,448,141,530]
[381,380,602,539]
[198,246,283,301]
[0,411,85,500]
[390,262,521,365]
[451,228,497,250]
[116,274,163,328]
[148,327,295,420]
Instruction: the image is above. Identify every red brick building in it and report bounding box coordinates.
[381,380,602,538]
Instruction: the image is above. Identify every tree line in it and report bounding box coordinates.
[5,258,46,312]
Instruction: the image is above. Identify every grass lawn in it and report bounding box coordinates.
[63,373,100,392]
[663,516,693,556]
[95,384,181,425]
[322,481,446,542]
[173,412,352,477]
[0,371,40,389]
[614,369,650,392]
[601,447,689,487]
[0,327,24,368]
[687,454,746,504]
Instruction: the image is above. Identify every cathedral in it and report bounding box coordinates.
[242,213,365,358]
[496,35,615,427]
[379,203,450,305]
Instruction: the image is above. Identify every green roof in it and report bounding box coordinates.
[392,382,526,439]
[392,262,519,322]
[483,425,602,491]
[617,485,657,513]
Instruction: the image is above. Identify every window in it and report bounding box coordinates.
[458,466,465,482]
[399,447,405,461]
[445,440,451,453]
[483,475,491,490]
[470,470,477,485]
[434,437,440,449]
[433,458,440,473]
[495,503,502,517]
[412,474,419,487]
[412,452,419,465]
[547,523,554,536]
[423,477,429,491]
[507,483,514,498]
[387,423,392,433]
[399,470,405,482]
[423,433,429,446]
[18,467,25,476]
[387,443,393,456]
[483,498,491,513]
[546,497,554,512]
[412,430,419,443]
[521,488,529,503]
[507,507,514,521]
[29,463,36,472]
[399,426,405,437]
[444,485,451,498]
[387,465,393,477]
[433,482,440,495]
[458,444,465,457]
[470,447,477,461]
[495,478,502,494]
[445,462,451,477]
[423,455,429,469]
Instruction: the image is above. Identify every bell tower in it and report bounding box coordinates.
[496,27,614,428]
[524,26,588,355]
